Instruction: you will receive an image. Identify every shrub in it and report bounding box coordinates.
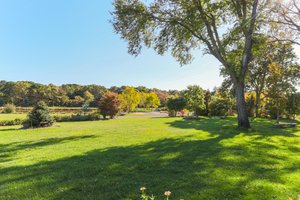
[209,98,232,116]
[82,102,91,113]
[182,85,205,117]
[166,97,187,117]
[98,91,121,119]
[3,104,16,113]
[286,92,300,119]
[53,113,101,122]
[24,101,54,128]
[0,118,24,126]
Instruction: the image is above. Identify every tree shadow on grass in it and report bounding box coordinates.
[0,127,20,132]
[165,117,299,138]
[0,135,96,163]
[0,131,299,199]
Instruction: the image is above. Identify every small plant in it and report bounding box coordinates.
[3,104,16,113]
[82,102,90,114]
[140,187,155,200]
[164,191,171,200]
[140,187,172,200]
[24,101,54,128]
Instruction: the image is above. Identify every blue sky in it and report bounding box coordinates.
[0,0,298,90]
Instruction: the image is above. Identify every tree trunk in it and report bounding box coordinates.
[276,108,280,124]
[236,82,251,128]
[255,90,261,118]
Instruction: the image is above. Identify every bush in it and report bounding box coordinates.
[3,104,16,113]
[82,102,91,113]
[24,101,54,128]
[209,98,232,116]
[286,93,300,119]
[0,118,24,126]
[53,113,101,122]
[98,91,121,119]
[166,97,187,117]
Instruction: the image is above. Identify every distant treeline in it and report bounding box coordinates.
[0,81,178,107]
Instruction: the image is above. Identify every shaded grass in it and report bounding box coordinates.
[0,117,299,199]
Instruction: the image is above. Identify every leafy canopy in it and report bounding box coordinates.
[119,86,141,112]
[112,0,265,82]
[183,85,205,116]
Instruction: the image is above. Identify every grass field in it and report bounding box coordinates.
[0,115,299,200]
[0,113,27,120]
[0,113,80,121]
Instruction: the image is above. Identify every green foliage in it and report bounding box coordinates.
[140,187,172,200]
[183,85,205,117]
[53,113,101,122]
[138,92,148,108]
[0,118,24,126]
[25,101,54,128]
[99,91,121,119]
[144,92,160,109]
[0,81,176,111]
[3,103,16,113]
[81,102,91,114]
[112,0,263,128]
[166,97,187,116]
[245,93,256,117]
[119,87,140,112]
[208,88,235,117]
[112,0,260,68]
[265,43,300,121]
[209,98,231,116]
[203,90,212,116]
[286,93,300,119]
[83,91,95,103]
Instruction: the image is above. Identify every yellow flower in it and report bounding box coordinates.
[164,191,171,196]
[140,187,146,192]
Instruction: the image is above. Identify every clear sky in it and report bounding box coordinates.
[0,0,299,90]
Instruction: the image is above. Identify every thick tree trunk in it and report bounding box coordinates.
[236,82,251,128]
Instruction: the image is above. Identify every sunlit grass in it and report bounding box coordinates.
[0,113,27,120]
[0,116,299,199]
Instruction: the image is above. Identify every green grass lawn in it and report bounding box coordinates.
[0,113,27,120]
[0,116,299,200]
[0,113,78,121]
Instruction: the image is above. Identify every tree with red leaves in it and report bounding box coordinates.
[98,91,121,119]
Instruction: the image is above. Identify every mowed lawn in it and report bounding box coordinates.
[0,113,27,120]
[0,113,79,121]
[0,116,299,200]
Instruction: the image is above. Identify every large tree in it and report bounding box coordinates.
[248,38,300,118]
[112,0,267,128]
[268,0,300,45]
[265,44,300,122]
